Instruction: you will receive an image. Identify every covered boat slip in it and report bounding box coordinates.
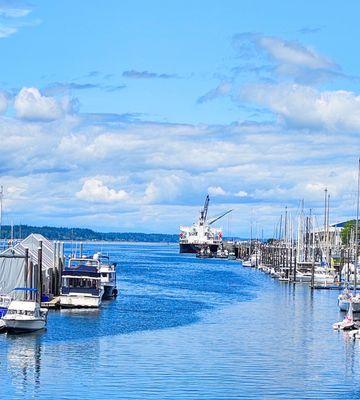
[0,234,65,300]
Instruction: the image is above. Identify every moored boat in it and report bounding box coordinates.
[95,253,118,299]
[3,288,47,333]
[60,256,104,308]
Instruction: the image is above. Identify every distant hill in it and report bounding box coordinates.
[0,225,179,243]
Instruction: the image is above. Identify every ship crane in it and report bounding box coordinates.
[199,195,210,225]
[208,209,233,225]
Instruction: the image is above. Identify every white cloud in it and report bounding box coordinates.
[144,175,183,203]
[233,33,340,83]
[0,91,7,113]
[208,186,227,196]
[241,83,360,131]
[258,36,335,70]
[76,178,129,203]
[235,190,248,198]
[14,87,72,121]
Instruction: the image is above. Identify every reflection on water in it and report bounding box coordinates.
[1,243,360,399]
[5,332,43,398]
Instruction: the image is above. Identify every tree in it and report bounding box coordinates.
[340,220,360,246]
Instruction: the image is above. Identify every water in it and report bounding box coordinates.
[1,243,360,399]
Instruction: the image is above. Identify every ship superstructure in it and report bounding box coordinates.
[179,195,232,254]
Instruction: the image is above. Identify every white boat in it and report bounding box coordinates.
[313,268,336,286]
[338,290,360,312]
[294,271,312,283]
[242,260,252,267]
[333,301,356,330]
[215,248,228,258]
[0,294,11,318]
[3,298,47,333]
[60,257,104,308]
[95,253,118,299]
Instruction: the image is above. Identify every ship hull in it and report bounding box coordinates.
[179,243,220,254]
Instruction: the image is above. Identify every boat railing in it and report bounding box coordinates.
[61,287,101,296]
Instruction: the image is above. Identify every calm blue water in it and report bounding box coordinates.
[1,243,360,399]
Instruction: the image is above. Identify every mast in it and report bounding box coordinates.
[355,158,360,294]
[0,185,3,249]
[327,193,330,269]
[323,188,328,267]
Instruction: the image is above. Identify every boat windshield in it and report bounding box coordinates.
[62,277,100,289]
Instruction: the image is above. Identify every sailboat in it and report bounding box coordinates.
[333,300,356,330]
[338,158,360,311]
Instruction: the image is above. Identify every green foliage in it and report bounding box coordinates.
[340,220,359,245]
[0,225,179,243]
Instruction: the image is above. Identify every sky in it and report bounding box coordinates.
[0,0,360,236]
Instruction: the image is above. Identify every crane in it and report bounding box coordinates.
[199,195,210,225]
[208,209,233,225]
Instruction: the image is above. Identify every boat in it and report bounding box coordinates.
[294,271,312,283]
[242,260,252,267]
[59,256,104,308]
[94,253,118,299]
[333,301,357,330]
[3,288,47,333]
[0,294,11,318]
[179,195,232,254]
[313,267,336,286]
[338,290,360,312]
[215,247,228,259]
[196,246,213,258]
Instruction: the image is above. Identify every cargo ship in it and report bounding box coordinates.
[179,195,232,254]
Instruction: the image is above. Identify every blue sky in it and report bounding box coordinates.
[0,0,360,236]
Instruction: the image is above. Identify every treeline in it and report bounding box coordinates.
[0,225,179,243]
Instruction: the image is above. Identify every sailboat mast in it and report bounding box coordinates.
[354,158,360,294]
[0,185,3,248]
[327,193,330,269]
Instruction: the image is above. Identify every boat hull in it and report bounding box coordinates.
[338,299,360,313]
[103,285,117,299]
[60,295,102,308]
[4,318,46,332]
[179,243,219,254]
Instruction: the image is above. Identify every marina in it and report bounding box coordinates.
[1,1,360,398]
[2,242,360,399]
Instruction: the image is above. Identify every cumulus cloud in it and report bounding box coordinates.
[76,178,129,203]
[241,83,360,131]
[0,102,358,234]
[235,190,248,198]
[144,175,184,204]
[14,87,74,121]
[0,91,8,113]
[197,82,232,104]
[208,186,227,196]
